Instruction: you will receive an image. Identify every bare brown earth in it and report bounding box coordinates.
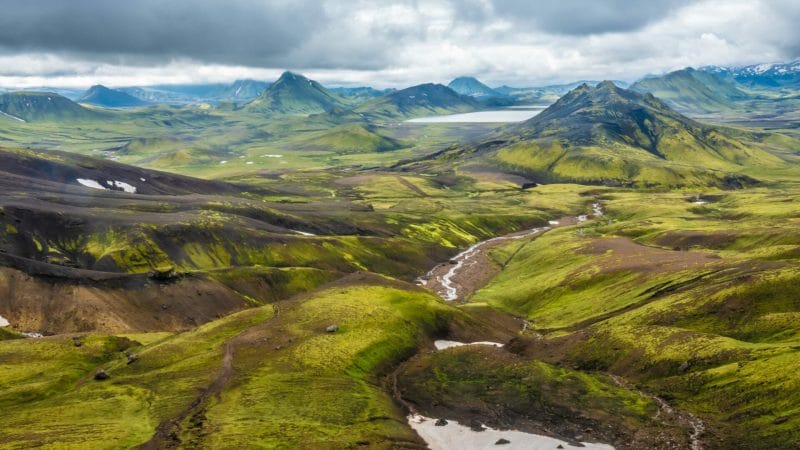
[0,266,248,333]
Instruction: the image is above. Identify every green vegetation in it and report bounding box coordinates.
[3,68,800,449]
[0,283,457,448]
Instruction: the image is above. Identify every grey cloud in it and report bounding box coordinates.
[0,0,326,66]
[460,0,698,35]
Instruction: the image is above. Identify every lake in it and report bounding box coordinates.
[406,108,544,123]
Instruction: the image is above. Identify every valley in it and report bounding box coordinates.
[1,59,800,450]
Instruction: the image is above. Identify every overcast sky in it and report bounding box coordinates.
[0,0,798,89]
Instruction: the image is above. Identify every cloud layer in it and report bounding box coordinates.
[0,0,798,88]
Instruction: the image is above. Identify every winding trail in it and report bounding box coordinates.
[139,303,281,449]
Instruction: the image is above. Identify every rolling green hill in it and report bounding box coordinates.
[630,68,749,113]
[288,123,406,153]
[353,83,479,120]
[0,91,104,122]
[244,71,344,114]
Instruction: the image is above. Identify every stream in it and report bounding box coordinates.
[403,201,703,449]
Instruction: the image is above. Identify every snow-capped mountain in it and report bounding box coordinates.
[699,60,800,88]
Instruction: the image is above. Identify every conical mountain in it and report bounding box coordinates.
[244,71,343,114]
[630,68,748,113]
[353,83,479,119]
[447,76,499,98]
[0,91,102,122]
[79,85,148,108]
[409,81,785,187]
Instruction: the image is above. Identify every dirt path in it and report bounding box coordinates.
[139,304,281,449]
[395,176,429,197]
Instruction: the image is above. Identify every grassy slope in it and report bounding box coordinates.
[0,282,454,448]
[471,187,800,448]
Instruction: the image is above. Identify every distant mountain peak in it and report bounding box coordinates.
[78,84,147,108]
[447,76,499,98]
[244,71,341,114]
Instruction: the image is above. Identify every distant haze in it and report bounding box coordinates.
[0,0,798,89]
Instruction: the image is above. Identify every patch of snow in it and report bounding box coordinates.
[592,202,604,216]
[0,314,9,327]
[261,154,283,158]
[291,229,316,237]
[408,414,615,450]
[754,63,775,74]
[108,180,136,193]
[0,110,26,122]
[246,161,254,165]
[77,178,108,190]
[692,200,707,205]
[22,332,44,338]
[434,340,504,350]
[548,220,560,225]
[577,215,588,222]
[220,160,228,164]
[140,177,146,182]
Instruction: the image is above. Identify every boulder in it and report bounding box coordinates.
[94,369,110,381]
[495,438,511,445]
[325,324,339,333]
[434,418,448,426]
[469,418,485,432]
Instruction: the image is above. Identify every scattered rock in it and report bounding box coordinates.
[773,416,789,425]
[148,266,179,281]
[469,418,485,432]
[435,418,448,426]
[126,353,139,365]
[72,337,82,347]
[325,324,339,333]
[94,369,110,381]
[678,361,691,373]
[557,446,564,449]
[495,438,511,445]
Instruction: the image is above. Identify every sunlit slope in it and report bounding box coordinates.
[404,81,796,187]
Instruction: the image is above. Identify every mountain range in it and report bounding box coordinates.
[352,83,480,119]
[407,81,785,187]
[630,68,749,113]
[701,60,800,88]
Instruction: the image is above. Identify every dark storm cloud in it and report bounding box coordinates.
[0,0,327,66]
[461,0,698,35]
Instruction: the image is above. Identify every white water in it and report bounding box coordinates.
[407,109,543,123]
[0,315,9,327]
[438,227,547,301]
[408,414,614,450]
[434,340,503,350]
